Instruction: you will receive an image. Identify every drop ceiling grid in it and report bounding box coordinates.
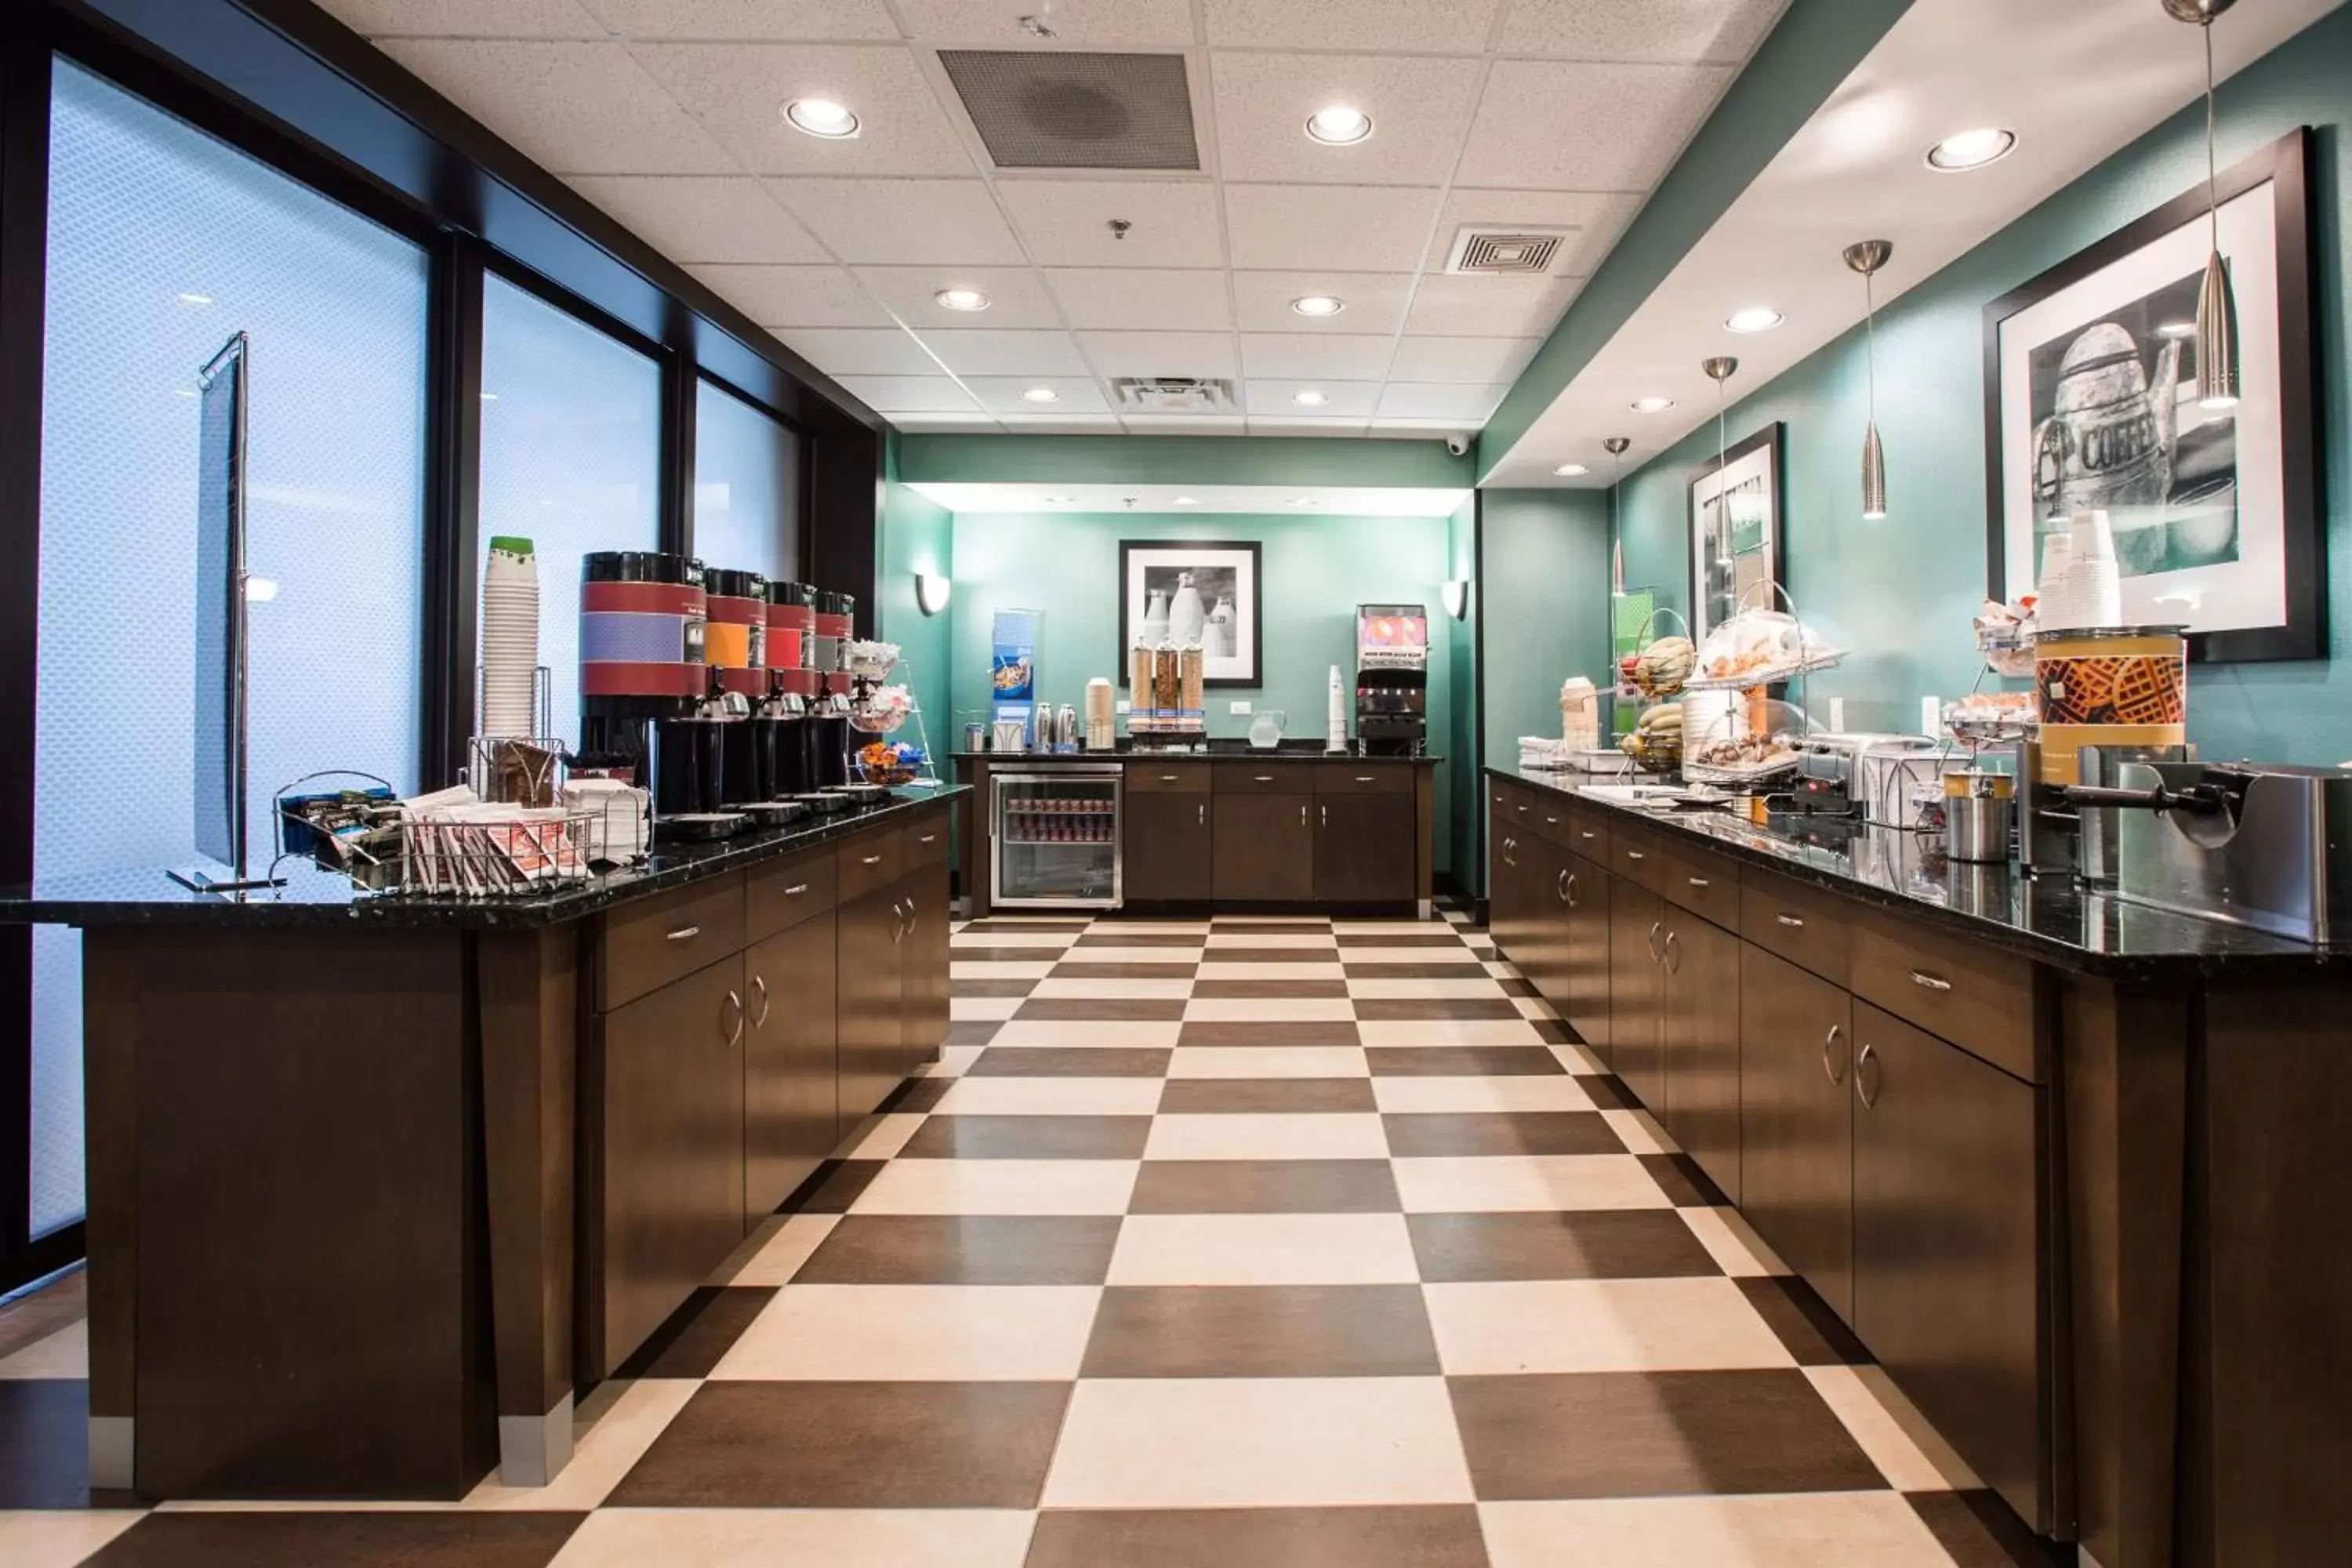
[320,0,1792,436]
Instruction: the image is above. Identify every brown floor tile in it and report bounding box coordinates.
[1218,920,1334,934]
[946,1020,1004,1047]
[963,946,1073,965]
[615,1286,777,1379]
[1051,962,1203,980]
[1207,946,1340,963]
[1082,1285,1439,1377]
[879,1075,953,1114]
[1529,1017,1573,1044]
[967,1046,1171,1077]
[1907,1490,2074,1567]
[1157,1078,1379,1113]
[1129,1159,1400,1214]
[85,1513,584,1568]
[0,1379,90,1508]
[788,1159,887,1214]
[1736,1276,1871,1366]
[1639,1152,1729,1207]
[1074,931,1201,948]
[901,1113,1152,1160]
[1366,1046,1565,1076]
[1025,1506,1488,1568]
[1177,1020,1362,1047]
[1572,1073,1642,1110]
[1449,1370,1885,1499]
[608,1381,1069,1508]
[1014,997,1192,1022]
[953,978,1040,999]
[1334,932,1464,948]
[797,1215,1123,1285]
[1353,997,1526,1022]
[1189,978,1352,999]
[1343,963,1490,979]
[1382,1111,1625,1158]
[1408,1211,1721,1282]
[1496,976,1540,997]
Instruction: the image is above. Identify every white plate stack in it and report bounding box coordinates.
[481,535,539,738]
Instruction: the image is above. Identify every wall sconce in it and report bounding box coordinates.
[1442,579,1469,620]
[915,572,951,616]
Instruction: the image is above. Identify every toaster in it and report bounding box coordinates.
[1794,734,1945,826]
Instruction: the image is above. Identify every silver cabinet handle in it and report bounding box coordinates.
[751,975,771,1029]
[1775,912,1804,929]
[1579,829,1597,840]
[1320,804,1328,827]
[1646,920,1663,962]
[1687,876,1711,889]
[1558,869,1576,906]
[1855,1041,1882,1109]
[1197,802,1206,826]
[1664,929,1682,973]
[1356,775,1377,783]
[918,833,938,844]
[721,989,744,1047]
[1300,803,1308,827]
[1254,775,1275,783]
[861,853,884,866]
[1160,773,1181,782]
[1909,970,1954,993]
[783,883,810,898]
[666,924,702,943]
[1624,848,1646,862]
[904,899,918,938]
[1544,813,1559,826]
[1822,1023,1846,1086]
[890,899,906,942]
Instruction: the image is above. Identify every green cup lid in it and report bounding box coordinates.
[488,535,535,556]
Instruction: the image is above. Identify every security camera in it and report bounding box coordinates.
[1444,433,1472,458]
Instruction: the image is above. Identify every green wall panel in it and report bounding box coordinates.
[1479,489,1613,807]
[1446,497,1479,895]
[876,481,953,768]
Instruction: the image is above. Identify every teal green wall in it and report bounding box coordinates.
[1446,497,1479,895]
[1611,5,2352,757]
[949,510,1459,875]
[877,479,953,766]
[1479,489,1613,798]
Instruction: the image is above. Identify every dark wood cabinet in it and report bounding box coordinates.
[1316,792,1416,903]
[1661,910,1741,1203]
[898,854,951,1073]
[742,918,837,1226]
[1562,851,1610,1064]
[835,884,907,1127]
[1214,792,1314,902]
[1125,791,1214,902]
[1609,877,1666,1112]
[1738,946,1856,1323]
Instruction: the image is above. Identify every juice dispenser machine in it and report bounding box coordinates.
[1354,603,1428,756]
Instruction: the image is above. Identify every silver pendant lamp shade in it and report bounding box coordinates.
[1604,437,1631,595]
[1844,240,1892,520]
[2165,0,2241,408]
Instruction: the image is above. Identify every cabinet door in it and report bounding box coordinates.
[1737,946,1855,1323]
[742,918,837,1225]
[1532,838,1580,1020]
[1662,913,1741,1203]
[1562,852,1611,1063]
[1124,792,1214,902]
[835,886,906,1130]
[1852,1003,2045,1526]
[1608,879,1666,1113]
[1213,793,1314,902]
[1488,822,1527,967]
[1316,793,1415,904]
[596,954,747,1370]
[898,858,950,1076]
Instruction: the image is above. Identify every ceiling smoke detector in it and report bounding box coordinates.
[1111,376,1238,413]
[1443,227,1570,276]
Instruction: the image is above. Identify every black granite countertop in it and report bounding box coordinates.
[1490,766,2339,980]
[0,787,969,932]
[956,745,1442,764]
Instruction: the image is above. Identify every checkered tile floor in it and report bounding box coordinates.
[0,906,2066,1566]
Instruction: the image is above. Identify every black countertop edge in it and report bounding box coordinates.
[954,750,1443,764]
[1486,766,2339,981]
[0,787,971,932]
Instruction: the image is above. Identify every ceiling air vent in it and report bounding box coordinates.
[938,50,1197,170]
[1111,376,1236,413]
[1443,228,1570,276]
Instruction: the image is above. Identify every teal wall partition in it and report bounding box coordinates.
[1479,490,1613,804]
[877,477,955,769]
[1446,497,1480,895]
[1606,5,2352,756]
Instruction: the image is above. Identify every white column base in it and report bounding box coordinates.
[497,1393,574,1487]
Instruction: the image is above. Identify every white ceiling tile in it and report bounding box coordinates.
[377,40,734,174]
[1387,335,1540,383]
[1239,333,1395,380]
[630,44,975,176]
[855,265,1065,328]
[1045,269,1232,330]
[771,179,1025,263]
[771,327,940,375]
[1243,379,1382,417]
[894,0,1196,45]
[1376,382,1507,419]
[1494,0,1785,64]
[1427,188,1640,276]
[1245,416,1372,436]
[837,375,982,413]
[1202,0,1500,53]
[565,175,828,263]
[1225,184,1440,272]
[997,180,1227,268]
[1076,331,1238,378]
[1402,273,1583,337]
[314,0,606,38]
[581,0,897,39]
[964,376,1111,414]
[1231,271,1411,334]
[920,329,1091,376]
[695,264,893,326]
[1211,53,1483,187]
[1456,60,1734,192]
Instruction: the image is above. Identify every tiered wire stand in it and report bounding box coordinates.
[844,641,938,789]
[1676,582,1846,793]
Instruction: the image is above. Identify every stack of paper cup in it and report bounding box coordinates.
[2065,510,2124,629]
[481,536,540,738]
[2034,531,2076,631]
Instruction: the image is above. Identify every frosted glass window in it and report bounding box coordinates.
[35,63,430,1236]
[479,277,660,750]
[692,378,801,581]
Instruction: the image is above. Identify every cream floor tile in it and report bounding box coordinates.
[1166,1047,1370,1079]
[1182,996,1356,1022]
[987,1019,1184,1049]
[1680,1205,1791,1278]
[932,1077,1166,1115]
[1193,961,1348,982]
[713,1285,1100,1381]
[1552,1042,1609,1074]
[851,1158,1140,1215]
[1369,1076,1594,1113]
[1512,996,1561,1020]
[551,1509,1036,1568]
[725,1213,843,1287]
[1057,946,1203,966]
[1599,1108,1672,1155]
[0,1512,146,1568]
[848,1112,929,1160]
[1803,1365,1950,1492]
[459,1377,699,1510]
[1345,947,1483,966]
[951,960,1056,981]
[951,996,1025,1022]
[1102,920,1211,935]
[952,930,1079,948]
[1424,1278,1797,1374]
[0,1319,85,1379]
[1044,1377,1474,1508]
[1203,932,1338,949]
[934,1044,989,1077]
[1029,978,1195,1000]
[1483,960,1524,979]
[1392,1155,1672,1214]
[1347,978,1508,1000]
[1211,914,1327,926]
[1107,1213,1420,1285]
[1332,921,1450,935]
[1143,1112,1389,1162]
[1357,1019,1545,1047]
[1479,1494,1952,1567]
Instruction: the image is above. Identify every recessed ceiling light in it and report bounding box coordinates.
[1304,105,1373,146]
[1292,390,1330,407]
[176,292,212,305]
[1173,495,1199,505]
[1553,463,1589,477]
[2158,319,2198,339]
[1925,126,2016,172]
[784,97,859,139]
[1630,396,1675,413]
[1290,295,1346,318]
[1021,387,1060,403]
[935,288,989,312]
[1724,307,1784,334]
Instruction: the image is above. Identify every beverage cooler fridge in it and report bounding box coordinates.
[990,763,1123,909]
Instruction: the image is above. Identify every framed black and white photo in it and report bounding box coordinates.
[1984,128,2318,662]
[1686,421,1786,643]
[1119,539,1261,688]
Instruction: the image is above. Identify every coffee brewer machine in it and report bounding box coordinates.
[741,579,819,804]
[808,590,855,788]
[576,550,746,841]
[706,568,774,811]
[1353,603,1428,757]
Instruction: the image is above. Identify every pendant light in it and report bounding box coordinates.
[1701,356,1738,506]
[1604,436,1631,596]
[2164,0,2240,408]
[1844,240,1893,520]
